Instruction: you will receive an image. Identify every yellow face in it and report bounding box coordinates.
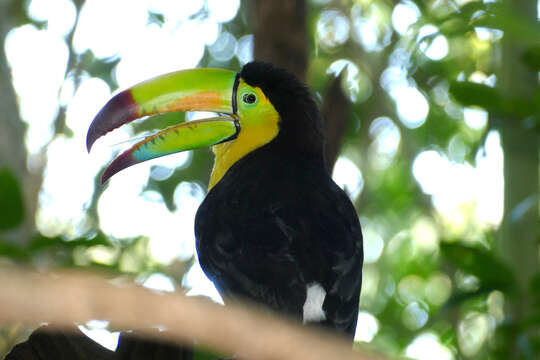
[209,80,280,189]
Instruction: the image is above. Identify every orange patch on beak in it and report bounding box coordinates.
[164,91,226,113]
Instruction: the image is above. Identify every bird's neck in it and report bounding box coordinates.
[209,139,327,196]
[209,115,279,189]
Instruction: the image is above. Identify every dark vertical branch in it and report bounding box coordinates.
[52,0,84,137]
[252,0,307,81]
[251,0,350,170]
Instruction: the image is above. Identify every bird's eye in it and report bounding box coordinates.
[242,93,257,104]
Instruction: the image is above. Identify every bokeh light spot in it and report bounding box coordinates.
[398,275,424,304]
[425,273,452,306]
[78,325,119,351]
[209,31,237,62]
[207,0,240,23]
[406,332,454,360]
[327,59,372,103]
[368,116,401,169]
[402,301,429,330]
[332,157,364,200]
[142,273,176,292]
[394,86,429,128]
[28,0,77,37]
[236,34,254,65]
[392,1,420,35]
[363,225,384,264]
[417,25,448,61]
[317,9,350,48]
[464,107,488,129]
[354,311,379,342]
[458,312,491,357]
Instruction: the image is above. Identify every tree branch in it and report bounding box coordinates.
[0,268,385,360]
[252,0,307,81]
[0,0,42,243]
[251,0,351,170]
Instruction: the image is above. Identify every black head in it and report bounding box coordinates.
[240,61,324,159]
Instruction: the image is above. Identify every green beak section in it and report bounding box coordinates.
[101,117,239,184]
[86,68,239,183]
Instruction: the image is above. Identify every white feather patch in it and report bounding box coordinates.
[302,282,327,323]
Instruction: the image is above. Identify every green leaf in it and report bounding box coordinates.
[449,81,503,113]
[0,167,25,231]
[471,4,540,44]
[193,347,227,360]
[458,1,485,16]
[29,232,112,251]
[522,45,540,72]
[83,51,121,89]
[530,272,540,307]
[449,81,537,118]
[0,241,28,260]
[440,242,515,291]
[530,272,540,293]
[148,11,165,26]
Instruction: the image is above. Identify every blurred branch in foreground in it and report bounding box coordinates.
[0,268,385,360]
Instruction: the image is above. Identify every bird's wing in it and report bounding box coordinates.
[265,180,364,336]
[196,197,309,318]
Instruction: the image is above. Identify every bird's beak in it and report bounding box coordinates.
[86,69,239,184]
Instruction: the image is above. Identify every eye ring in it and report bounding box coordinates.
[242,93,257,104]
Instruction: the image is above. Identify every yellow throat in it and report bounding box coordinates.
[208,82,280,189]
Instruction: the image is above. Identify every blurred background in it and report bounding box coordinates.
[0,0,539,359]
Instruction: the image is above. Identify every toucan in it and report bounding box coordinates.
[87,61,363,339]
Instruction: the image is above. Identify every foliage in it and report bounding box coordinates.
[0,168,24,231]
[1,0,539,359]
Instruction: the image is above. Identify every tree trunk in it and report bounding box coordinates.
[250,0,349,170]
[497,0,539,357]
[251,0,307,81]
[0,0,41,242]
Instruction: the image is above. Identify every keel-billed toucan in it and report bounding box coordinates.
[87,61,363,339]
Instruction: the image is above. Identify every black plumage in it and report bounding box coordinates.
[195,62,363,339]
